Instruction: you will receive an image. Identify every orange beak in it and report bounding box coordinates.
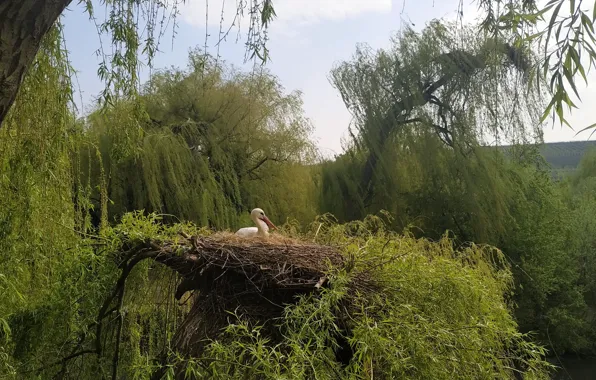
[261,216,277,230]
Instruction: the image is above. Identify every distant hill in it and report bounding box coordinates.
[539,140,596,179]
[539,140,596,167]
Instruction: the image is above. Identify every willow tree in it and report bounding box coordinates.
[330,20,544,205]
[0,20,93,378]
[79,50,319,230]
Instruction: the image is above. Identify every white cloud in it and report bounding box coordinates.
[270,0,392,25]
[180,0,392,32]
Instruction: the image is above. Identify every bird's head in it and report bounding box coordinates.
[251,208,277,230]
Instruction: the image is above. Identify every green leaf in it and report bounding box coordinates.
[585,44,596,70]
[563,65,581,101]
[549,71,560,92]
[555,20,564,42]
[536,3,556,18]
[0,318,10,337]
[574,122,596,136]
[523,32,544,42]
[261,0,277,27]
[581,12,594,33]
[539,97,557,124]
[585,25,596,47]
[546,1,564,47]
[562,88,578,109]
[568,46,587,83]
[554,99,572,128]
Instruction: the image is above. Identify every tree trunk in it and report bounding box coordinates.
[0,0,73,127]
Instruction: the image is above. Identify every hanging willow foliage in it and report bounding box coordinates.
[323,21,544,232]
[78,50,319,230]
[330,20,546,204]
[77,0,277,107]
[476,0,596,130]
[0,19,93,376]
[0,0,277,130]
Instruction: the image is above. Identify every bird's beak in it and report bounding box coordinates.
[261,216,277,230]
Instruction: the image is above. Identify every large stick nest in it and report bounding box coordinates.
[125,232,373,359]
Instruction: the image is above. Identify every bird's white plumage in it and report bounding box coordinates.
[235,226,264,237]
[235,208,276,238]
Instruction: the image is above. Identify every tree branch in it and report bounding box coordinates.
[33,349,97,375]
[245,156,269,175]
[95,248,159,357]
[111,285,126,380]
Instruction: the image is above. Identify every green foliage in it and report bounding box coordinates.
[319,122,596,356]
[0,20,99,377]
[496,165,591,354]
[1,207,555,379]
[555,149,596,353]
[160,217,552,379]
[476,0,596,131]
[79,50,319,230]
[3,6,596,380]
[322,18,596,358]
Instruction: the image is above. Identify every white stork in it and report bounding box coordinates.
[235,208,277,238]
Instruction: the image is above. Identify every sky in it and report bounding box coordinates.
[61,0,596,157]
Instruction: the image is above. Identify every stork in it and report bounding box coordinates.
[235,208,277,238]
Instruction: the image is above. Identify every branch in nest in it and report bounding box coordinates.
[315,276,329,288]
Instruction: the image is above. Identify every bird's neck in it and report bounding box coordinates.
[254,218,269,235]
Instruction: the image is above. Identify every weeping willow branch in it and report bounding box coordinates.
[95,247,160,358]
[35,349,96,375]
[31,247,160,376]
[111,282,126,380]
[245,156,269,175]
